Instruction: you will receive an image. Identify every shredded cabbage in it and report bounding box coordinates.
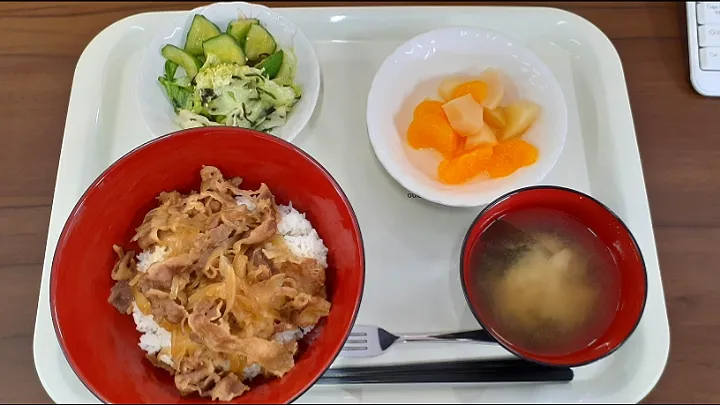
[177,110,221,128]
[160,53,300,133]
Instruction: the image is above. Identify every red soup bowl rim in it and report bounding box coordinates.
[49,127,366,404]
[459,184,648,368]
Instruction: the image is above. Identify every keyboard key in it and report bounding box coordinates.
[699,24,720,46]
[697,2,720,24]
[700,47,720,70]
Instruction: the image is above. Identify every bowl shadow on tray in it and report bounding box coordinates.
[365,129,479,222]
[292,76,326,145]
[363,126,436,209]
[447,221,488,329]
[54,349,94,397]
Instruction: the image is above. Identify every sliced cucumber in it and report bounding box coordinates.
[226,18,258,47]
[244,24,277,63]
[202,34,246,65]
[161,44,202,78]
[256,50,284,79]
[273,48,297,85]
[185,15,221,56]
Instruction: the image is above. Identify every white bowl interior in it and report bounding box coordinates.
[366,27,568,207]
[136,1,320,143]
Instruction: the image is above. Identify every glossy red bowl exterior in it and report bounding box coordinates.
[461,185,647,367]
[50,127,365,404]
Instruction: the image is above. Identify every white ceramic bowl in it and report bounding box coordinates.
[137,1,320,143]
[366,27,568,207]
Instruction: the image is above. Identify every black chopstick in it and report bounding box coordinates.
[317,359,574,385]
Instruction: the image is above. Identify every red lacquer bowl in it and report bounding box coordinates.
[461,185,647,367]
[50,127,365,404]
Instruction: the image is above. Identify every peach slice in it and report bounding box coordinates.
[442,94,485,137]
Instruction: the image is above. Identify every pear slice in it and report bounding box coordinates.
[465,125,498,151]
[438,77,465,101]
[484,107,507,129]
[501,100,540,140]
[477,68,504,109]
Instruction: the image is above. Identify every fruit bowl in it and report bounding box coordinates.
[366,27,568,207]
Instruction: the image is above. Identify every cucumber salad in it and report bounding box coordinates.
[158,14,301,132]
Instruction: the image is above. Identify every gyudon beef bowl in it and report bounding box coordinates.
[50,127,364,403]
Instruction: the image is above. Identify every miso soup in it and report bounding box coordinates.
[470,207,621,357]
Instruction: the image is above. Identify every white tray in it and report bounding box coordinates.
[34,5,670,404]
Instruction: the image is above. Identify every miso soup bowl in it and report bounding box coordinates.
[460,185,647,367]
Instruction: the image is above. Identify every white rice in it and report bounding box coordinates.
[131,303,173,366]
[276,203,329,268]
[239,325,315,382]
[234,195,257,211]
[276,204,315,236]
[273,325,315,344]
[221,360,263,381]
[242,363,263,380]
[238,322,315,381]
[136,245,167,273]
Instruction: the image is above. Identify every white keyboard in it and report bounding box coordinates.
[688,2,720,96]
